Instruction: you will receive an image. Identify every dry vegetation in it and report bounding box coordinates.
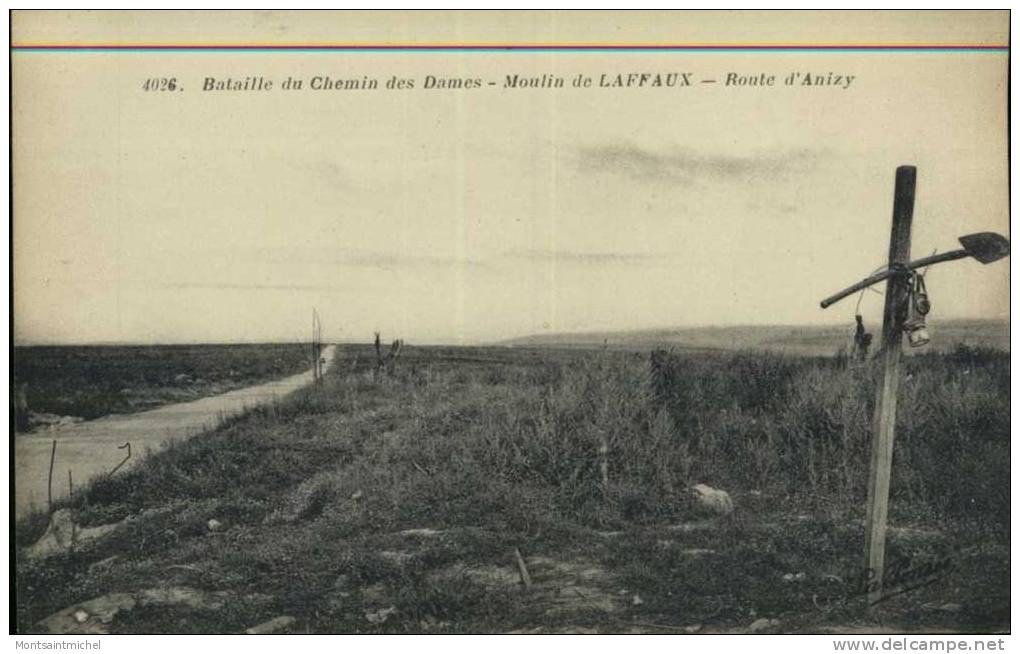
[14,344,1009,633]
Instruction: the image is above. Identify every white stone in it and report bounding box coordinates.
[691,484,734,515]
[365,607,397,625]
[26,509,119,559]
[748,618,781,633]
[246,615,296,635]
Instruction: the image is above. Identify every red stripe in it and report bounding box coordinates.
[11,43,1010,51]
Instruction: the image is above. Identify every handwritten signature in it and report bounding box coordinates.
[815,554,956,607]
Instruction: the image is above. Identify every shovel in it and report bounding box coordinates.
[820,232,1009,309]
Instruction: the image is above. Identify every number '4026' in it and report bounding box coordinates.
[142,78,178,91]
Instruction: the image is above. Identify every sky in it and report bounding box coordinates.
[12,12,1010,344]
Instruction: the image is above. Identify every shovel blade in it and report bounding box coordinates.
[959,232,1010,264]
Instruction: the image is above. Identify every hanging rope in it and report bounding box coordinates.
[854,263,888,314]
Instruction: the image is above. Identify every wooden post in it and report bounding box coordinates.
[47,439,57,512]
[312,309,319,383]
[598,439,610,500]
[864,165,916,604]
[374,332,383,377]
[513,548,533,588]
[311,308,324,383]
[318,315,324,381]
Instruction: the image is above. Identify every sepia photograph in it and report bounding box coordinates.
[9,9,1011,643]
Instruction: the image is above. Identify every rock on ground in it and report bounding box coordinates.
[37,586,232,635]
[246,616,296,635]
[25,505,178,560]
[135,587,229,611]
[365,607,397,625]
[37,593,137,635]
[691,484,734,516]
[748,617,782,633]
[25,509,119,560]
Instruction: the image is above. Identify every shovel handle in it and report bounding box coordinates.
[820,248,969,309]
[820,269,895,309]
[904,248,969,271]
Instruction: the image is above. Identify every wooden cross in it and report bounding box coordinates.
[820,165,1009,604]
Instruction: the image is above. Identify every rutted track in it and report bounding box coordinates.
[14,346,336,520]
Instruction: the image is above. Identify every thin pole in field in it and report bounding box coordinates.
[312,308,322,383]
[47,439,57,512]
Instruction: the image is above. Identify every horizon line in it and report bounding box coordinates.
[12,316,1008,348]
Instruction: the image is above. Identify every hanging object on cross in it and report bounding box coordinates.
[903,273,931,348]
[852,314,873,361]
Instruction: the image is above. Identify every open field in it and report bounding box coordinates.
[13,343,315,428]
[14,343,1008,634]
[502,319,1010,357]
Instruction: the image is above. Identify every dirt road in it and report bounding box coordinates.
[14,345,336,520]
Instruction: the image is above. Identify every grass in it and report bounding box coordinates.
[12,343,315,425]
[14,343,1009,633]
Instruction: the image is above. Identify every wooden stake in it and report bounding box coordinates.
[598,440,610,500]
[513,548,533,588]
[864,165,916,604]
[312,309,319,383]
[47,439,57,512]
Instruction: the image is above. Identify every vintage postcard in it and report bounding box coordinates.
[10,9,1010,642]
